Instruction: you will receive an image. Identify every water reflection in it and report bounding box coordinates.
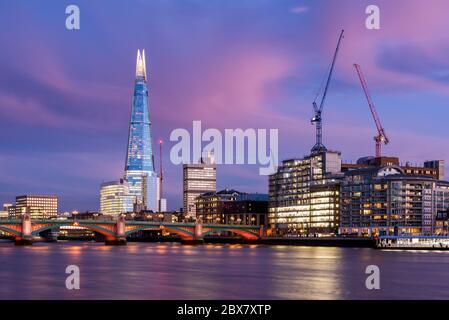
[0,242,449,299]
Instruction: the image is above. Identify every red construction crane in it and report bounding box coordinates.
[353,63,389,158]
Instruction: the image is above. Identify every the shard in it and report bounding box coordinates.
[124,49,158,212]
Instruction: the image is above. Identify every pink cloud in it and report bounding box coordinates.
[311,0,449,95]
[291,6,309,14]
[153,43,295,131]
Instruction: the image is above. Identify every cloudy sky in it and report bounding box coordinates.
[1,0,449,211]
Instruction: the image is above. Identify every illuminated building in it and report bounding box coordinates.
[339,165,449,236]
[269,151,342,235]
[100,179,134,216]
[14,195,58,219]
[1,203,13,219]
[196,189,268,225]
[0,204,10,218]
[124,49,159,212]
[183,153,216,219]
[435,209,449,235]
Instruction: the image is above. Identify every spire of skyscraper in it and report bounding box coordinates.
[135,49,147,81]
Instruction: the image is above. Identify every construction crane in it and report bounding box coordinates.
[353,63,389,158]
[311,29,345,154]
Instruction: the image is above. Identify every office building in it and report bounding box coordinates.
[124,49,159,212]
[183,153,216,219]
[14,195,58,219]
[100,179,134,216]
[196,189,268,225]
[269,150,342,236]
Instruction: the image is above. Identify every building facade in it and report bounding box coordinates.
[342,157,445,181]
[196,189,268,225]
[100,179,134,216]
[339,165,449,236]
[14,195,58,219]
[124,49,159,212]
[183,154,216,219]
[0,203,11,219]
[269,151,342,236]
[1,203,13,219]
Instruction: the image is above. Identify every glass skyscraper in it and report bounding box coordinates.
[124,49,159,212]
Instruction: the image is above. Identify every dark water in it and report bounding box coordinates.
[1,240,449,299]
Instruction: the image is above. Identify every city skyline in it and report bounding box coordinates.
[1,0,449,212]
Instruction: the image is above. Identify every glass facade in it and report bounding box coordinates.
[124,49,159,212]
[268,151,342,235]
[100,179,134,216]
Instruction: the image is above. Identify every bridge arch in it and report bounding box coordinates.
[201,227,260,240]
[124,226,160,237]
[0,225,21,237]
[32,223,117,240]
[159,226,194,240]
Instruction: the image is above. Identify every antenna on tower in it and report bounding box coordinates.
[159,139,163,209]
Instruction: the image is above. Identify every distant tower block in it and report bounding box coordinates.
[183,152,216,219]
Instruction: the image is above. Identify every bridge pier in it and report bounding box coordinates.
[105,238,127,246]
[14,237,33,246]
[105,215,127,246]
[15,213,33,246]
[180,217,204,245]
[180,238,204,245]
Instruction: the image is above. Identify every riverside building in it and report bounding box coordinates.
[14,195,58,219]
[268,150,342,236]
[269,150,447,236]
[196,189,268,225]
[339,165,449,236]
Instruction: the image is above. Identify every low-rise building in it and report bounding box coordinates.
[196,189,268,225]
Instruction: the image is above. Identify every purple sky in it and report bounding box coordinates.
[1,0,449,212]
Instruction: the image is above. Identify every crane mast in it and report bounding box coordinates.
[311,29,344,154]
[353,63,389,158]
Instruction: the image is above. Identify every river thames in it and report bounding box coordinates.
[1,241,449,300]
